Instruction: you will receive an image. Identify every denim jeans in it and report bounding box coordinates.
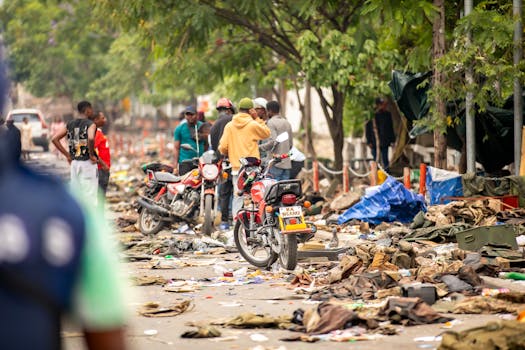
[268,167,290,181]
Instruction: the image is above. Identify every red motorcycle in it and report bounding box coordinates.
[197,148,224,235]
[137,143,224,236]
[234,134,316,270]
[137,159,202,235]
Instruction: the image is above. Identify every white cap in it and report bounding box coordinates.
[253,97,268,109]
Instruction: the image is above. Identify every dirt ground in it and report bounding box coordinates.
[25,152,524,350]
[62,248,506,350]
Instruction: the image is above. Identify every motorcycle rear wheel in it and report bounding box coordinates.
[278,232,298,270]
[234,220,277,268]
[138,208,165,236]
[202,194,214,236]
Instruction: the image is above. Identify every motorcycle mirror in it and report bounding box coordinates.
[275,132,289,143]
[181,143,196,151]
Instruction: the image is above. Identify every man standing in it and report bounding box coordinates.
[210,98,235,230]
[4,119,21,161]
[92,112,111,197]
[365,98,395,171]
[260,100,293,181]
[52,101,98,205]
[219,98,270,217]
[253,97,268,121]
[173,106,205,175]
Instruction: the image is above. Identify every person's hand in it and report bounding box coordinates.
[66,155,72,164]
[173,165,179,175]
[90,156,97,164]
[101,162,110,171]
[248,108,257,119]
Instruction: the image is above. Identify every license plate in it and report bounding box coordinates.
[279,206,302,218]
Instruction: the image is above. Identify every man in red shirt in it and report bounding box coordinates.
[92,112,111,196]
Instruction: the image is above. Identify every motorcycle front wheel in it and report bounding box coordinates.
[138,208,165,236]
[278,232,298,270]
[202,194,214,236]
[234,220,277,268]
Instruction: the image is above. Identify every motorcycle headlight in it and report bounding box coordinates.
[202,164,219,180]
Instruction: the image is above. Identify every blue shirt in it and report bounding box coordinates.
[174,121,205,162]
[0,163,85,350]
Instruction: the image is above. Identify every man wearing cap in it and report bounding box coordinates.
[253,97,268,121]
[173,106,205,175]
[219,98,270,217]
[260,100,293,180]
[210,98,235,230]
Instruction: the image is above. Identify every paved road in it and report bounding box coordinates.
[25,151,522,350]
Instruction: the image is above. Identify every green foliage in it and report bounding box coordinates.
[1,0,114,102]
[437,1,523,112]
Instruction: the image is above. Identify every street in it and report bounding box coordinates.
[25,151,525,350]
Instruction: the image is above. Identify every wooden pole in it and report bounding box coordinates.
[403,167,411,189]
[343,162,350,193]
[419,163,427,195]
[313,160,320,193]
[370,161,378,186]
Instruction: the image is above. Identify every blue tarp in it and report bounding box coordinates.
[426,167,463,205]
[338,176,426,225]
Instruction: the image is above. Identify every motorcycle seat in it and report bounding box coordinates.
[155,172,181,183]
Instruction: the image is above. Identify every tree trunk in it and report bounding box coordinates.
[432,0,448,169]
[303,81,316,159]
[316,86,345,170]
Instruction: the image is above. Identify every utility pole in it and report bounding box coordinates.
[514,0,523,175]
[465,0,476,173]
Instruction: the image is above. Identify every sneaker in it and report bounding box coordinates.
[219,222,230,231]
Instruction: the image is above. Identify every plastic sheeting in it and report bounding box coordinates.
[338,176,426,225]
[426,167,463,205]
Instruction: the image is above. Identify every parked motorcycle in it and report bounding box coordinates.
[198,147,224,235]
[137,157,201,235]
[234,132,316,270]
[136,141,224,236]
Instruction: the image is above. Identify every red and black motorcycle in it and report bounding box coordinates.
[137,144,224,236]
[234,133,316,270]
[137,159,202,235]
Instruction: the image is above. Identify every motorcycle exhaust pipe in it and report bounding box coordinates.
[137,197,170,216]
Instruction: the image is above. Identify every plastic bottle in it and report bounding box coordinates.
[499,272,525,280]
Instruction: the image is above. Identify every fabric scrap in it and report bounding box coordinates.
[439,320,525,350]
[380,297,453,326]
[180,326,221,338]
[452,296,522,314]
[138,300,193,317]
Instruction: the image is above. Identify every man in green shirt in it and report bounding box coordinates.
[173,106,205,175]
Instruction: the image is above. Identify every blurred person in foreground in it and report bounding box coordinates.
[0,60,127,350]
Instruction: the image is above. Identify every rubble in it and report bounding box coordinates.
[108,134,525,347]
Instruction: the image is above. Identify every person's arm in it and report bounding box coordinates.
[259,120,277,151]
[87,123,97,164]
[84,329,126,350]
[252,119,271,140]
[51,126,72,163]
[72,200,128,350]
[218,126,230,156]
[173,140,181,174]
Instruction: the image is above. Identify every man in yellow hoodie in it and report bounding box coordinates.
[219,97,271,218]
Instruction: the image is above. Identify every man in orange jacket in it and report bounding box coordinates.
[219,97,270,217]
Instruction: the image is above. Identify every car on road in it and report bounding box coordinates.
[6,108,49,151]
